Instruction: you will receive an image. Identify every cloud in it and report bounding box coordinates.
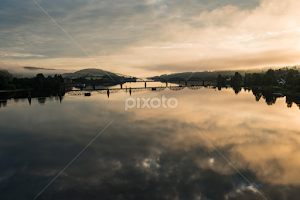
[138,48,300,73]
[0,0,300,76]
[23,66,56,70]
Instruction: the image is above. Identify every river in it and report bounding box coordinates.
[0,84,300,200]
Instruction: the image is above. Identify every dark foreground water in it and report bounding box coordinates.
[0,86,300,200]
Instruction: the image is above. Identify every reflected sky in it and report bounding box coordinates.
[0,87,300,200]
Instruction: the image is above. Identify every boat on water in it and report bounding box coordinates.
[84,92,91,96]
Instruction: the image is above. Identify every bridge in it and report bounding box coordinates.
[80,76,217,89]
[63,76,217,94]
[66,84,214,97]
[84,76,216,84]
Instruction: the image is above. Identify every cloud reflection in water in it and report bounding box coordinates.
[0,88,300,199]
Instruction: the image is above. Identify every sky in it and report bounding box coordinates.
[1,0,300,77]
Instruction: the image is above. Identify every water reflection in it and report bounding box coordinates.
[0,99,7,108]
[1,86,300,110]
[0,87,300,199]
[251,90,277,105]
[38,97,46,104]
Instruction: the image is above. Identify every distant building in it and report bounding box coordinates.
[277,78,286,85]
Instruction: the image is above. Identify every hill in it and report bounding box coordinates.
[63,68,125,78]
[150,67,299,80]
[0,69,13,80]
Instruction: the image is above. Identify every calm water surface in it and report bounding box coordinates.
[0,85,300,200]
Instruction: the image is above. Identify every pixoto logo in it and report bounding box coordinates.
[125,95,178,111]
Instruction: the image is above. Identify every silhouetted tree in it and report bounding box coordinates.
[253,73,262,86]
[231,72,242,87]
[286,71,294,86]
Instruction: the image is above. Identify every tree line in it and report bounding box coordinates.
[217,68,300,93]
[0,73,64,90]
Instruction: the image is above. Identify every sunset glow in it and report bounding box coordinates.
[1,0,300,76]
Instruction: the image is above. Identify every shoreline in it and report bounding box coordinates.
[247,86,300,97]
[0,89,32,93]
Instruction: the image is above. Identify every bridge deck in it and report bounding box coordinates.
[65,84,214,92]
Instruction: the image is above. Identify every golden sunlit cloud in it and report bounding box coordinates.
[1,0,300,76]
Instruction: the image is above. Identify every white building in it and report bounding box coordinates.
[277,78,286,85]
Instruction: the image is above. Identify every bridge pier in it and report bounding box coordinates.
[120,83,123,89]
[145,82,146,88]
[185,81,187,86]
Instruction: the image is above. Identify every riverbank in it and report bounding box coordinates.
[0,89,32,93]
[249,86,300,97]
